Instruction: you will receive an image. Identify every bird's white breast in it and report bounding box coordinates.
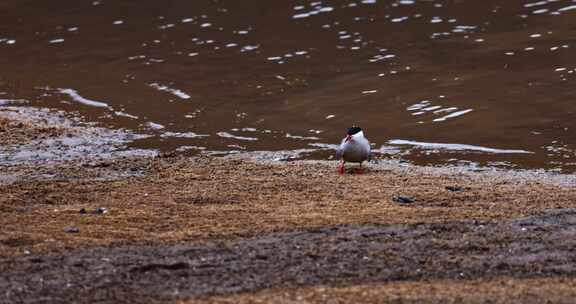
[341,135,370,163]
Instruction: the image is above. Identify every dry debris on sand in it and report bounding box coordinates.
[3,110,576,303]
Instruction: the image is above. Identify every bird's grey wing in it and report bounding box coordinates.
[362,139,371,162]
[335,139,346,159]
[336,146,344,159]
[368,142,372,161]
[367,148,371,162]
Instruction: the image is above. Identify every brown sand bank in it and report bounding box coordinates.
[2,108,576,303]
[3,154,575,257]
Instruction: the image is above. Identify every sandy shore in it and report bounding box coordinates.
[2,106,576,303]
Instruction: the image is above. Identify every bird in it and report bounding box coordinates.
[336,126,371,174]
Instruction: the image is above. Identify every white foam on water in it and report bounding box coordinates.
[292,4,335,19]
[362,90,378,94]
[146,122,165,130]
[241,45,259,52]
[430,17,443,23]
[114,111,139,119]
[532,8,548,14]
[524,1,548,8]
[558,5,576,12]
[391,17,409,23]
[294,12,311,19]
[217,132,258,141]
[231,127,258,132]
[0,99,27,106]
[285,133,320,140]
[388,139,532,154]
[149,83,191,99]
[160,131,209,138]
[58,88,111,108]
[422,106,442,111]
[407,100,431,111]
[433,109,473,122]
[175,145,206,152]
[433,107,458,114]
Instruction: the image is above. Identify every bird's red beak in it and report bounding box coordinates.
[345,135,352,142]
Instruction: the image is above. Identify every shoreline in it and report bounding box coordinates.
[2,104,576,185]
[3,106,576,303]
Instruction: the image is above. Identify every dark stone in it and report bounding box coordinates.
[393,196,414,204]
[446,186,469,192]
[64,226,80,233]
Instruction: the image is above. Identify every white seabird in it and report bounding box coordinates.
[336,126,371,174]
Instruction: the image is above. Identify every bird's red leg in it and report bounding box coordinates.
[356,163,364,175]
[338,161,345,174]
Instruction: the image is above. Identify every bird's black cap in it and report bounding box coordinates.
[347,126,362,135]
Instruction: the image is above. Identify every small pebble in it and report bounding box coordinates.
[79,208,87,214]
[446,186,463,192]
[64,226,80,233]
[393,196,414,204]
[96,207,108,214]
[445,186,470,192]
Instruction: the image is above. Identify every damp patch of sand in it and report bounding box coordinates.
[0,106,156,166]
[0,106,157,184]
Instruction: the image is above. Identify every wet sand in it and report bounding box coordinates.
[3,107,576,303]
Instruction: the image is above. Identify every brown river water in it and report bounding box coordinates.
[1,0,576,171]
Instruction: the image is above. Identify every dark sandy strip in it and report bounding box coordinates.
[2,209,576,303]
